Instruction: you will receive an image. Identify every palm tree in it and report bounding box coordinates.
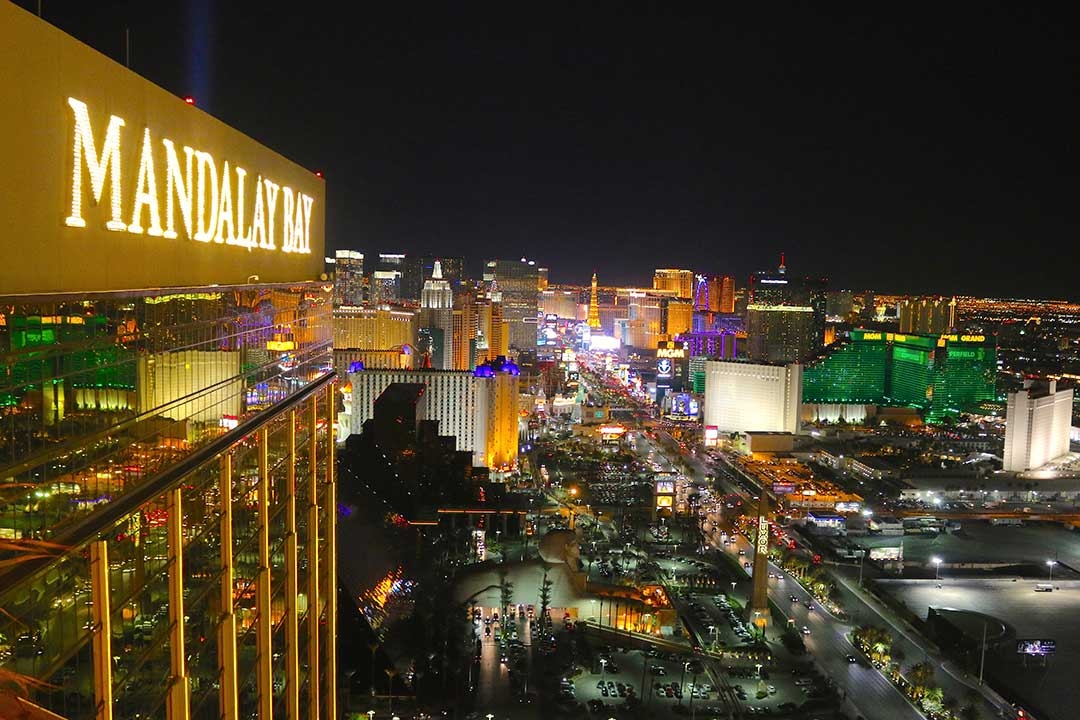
[906,661,936,700]
[921,685,945,715]
[538,570,553,623]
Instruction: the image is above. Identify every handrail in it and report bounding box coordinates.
[0,371,336,590]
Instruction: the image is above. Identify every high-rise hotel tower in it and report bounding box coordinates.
[0,5,338,719]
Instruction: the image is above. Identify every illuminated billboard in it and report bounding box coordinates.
[868,546,903,561]
[0,1,324,294]
[704,425,719,447]
[772,482,795,495]
[656,496,673,509]
[655,481,675,494]
[666,392,699,419]
[1016,639,1055,656]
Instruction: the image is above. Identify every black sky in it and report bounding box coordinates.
[20,1,1080,298]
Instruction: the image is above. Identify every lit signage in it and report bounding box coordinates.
[772,482,795,495]
[657,346,687,359]
[65,98,315,255]
[656,496,673,509]
[657,358,673,377]
[959,334,986,343]
[869,546,903,561]
[759,279,788,284]
[1016,639,1055,656]
[656,481,675,494]
[756,516,769,556]
[861,332,883,340]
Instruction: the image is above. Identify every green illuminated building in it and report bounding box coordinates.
[886,334,937,408]
[802,329,888,404]
[802,330,997,422]
[927,339,998,422]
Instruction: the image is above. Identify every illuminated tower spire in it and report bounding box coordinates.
[778,252,786,274]
[588,272,601,329]
[749,492,773,635]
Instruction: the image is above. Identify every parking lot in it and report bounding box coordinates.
[851,519,1080,571]
[880,578,1080,720]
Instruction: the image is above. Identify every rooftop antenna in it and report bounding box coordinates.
[124,27,131,68]
[778,252,786,274]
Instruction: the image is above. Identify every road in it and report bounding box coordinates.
[635,426,933,719]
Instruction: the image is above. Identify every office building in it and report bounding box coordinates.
[333,305,417,351]
[451,285,478,371]
[746,256,827,364]
[0,5,338,717]
[679,330,738,360]
[899,296,956,335]
[719,275,736,314]
[485,258,540,350]
[703,360,803,434]
[419,260,455,369]
[334,347,415,375]
[370,269,402,304]
[540,288,582,322]
[825,290,854,320]
[346,361,519,470]
[1004,380,1074,472]
[333,249,364,306]
[402,255,464,300]
[661,298,694,337]
[653,268,695,300]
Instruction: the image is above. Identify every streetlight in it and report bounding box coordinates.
[679,661,690,705]
[385,668,398,715]
[600,657,607,685]
[1047,559,1058,583]
[931,556,942,581]
[368,642,380,698]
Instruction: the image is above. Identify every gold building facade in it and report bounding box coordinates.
[0,4,337,718]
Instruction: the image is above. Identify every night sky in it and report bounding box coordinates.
[19,2,1079,298]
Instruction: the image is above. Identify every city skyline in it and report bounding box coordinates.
[22,1,1078,300]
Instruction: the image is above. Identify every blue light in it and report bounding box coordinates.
[348,360,365,373]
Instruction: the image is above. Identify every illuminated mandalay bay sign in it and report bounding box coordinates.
[64,97,313,255]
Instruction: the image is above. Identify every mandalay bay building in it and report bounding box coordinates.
[0,4,338,719]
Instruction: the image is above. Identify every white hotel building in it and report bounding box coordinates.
[1004,379,1073,472]
[345,365,519,470]
[703,360,803,435]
